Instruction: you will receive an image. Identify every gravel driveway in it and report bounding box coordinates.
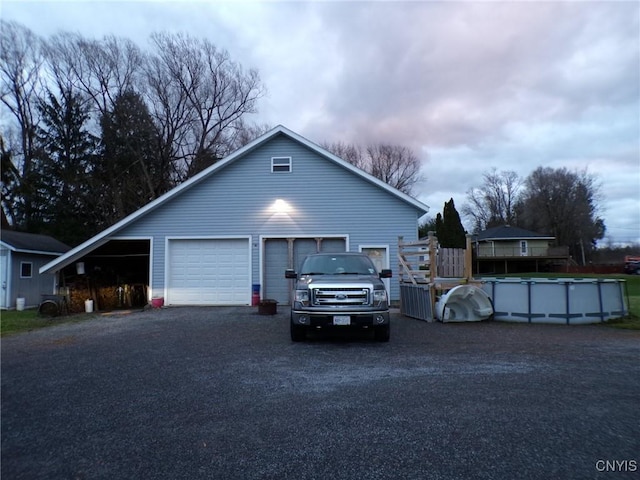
[2,307,639,480]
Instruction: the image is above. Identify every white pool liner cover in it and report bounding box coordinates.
[435,285,494,322]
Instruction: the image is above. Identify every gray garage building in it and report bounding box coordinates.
[41,126,429,306]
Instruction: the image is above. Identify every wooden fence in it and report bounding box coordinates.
[398,233,475,321]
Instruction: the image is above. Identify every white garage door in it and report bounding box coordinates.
[167,238,250,305]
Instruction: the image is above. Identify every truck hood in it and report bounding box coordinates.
[298,274,382,287]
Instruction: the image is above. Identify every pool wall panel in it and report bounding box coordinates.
[480,278,628,325]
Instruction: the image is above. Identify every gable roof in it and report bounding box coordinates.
[1,230,71,255]
[41,125,429,274]
[475,225,555,242]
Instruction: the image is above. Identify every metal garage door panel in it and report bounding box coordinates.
[264,237,346,305]
[168,239,249,305]
[264,239,289,304]
[293,238,318,272]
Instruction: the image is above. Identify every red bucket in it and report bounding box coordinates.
[151,297,164,308]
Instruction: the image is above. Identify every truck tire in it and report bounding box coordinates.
[374,324,390,342]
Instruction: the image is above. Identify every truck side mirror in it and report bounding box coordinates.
[379,269,392,278]
[285,269,297,279]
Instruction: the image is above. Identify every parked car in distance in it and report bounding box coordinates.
[285,252,392,342]
[624,261,640,274]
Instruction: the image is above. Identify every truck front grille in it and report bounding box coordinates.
[312,288,370,306]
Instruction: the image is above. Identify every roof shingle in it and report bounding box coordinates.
[475,225,554,241]
[0,230,71,254]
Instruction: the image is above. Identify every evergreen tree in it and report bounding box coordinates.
[438,198,466,248]
[33,88,98,244]
[1,136,19,227]
[418,216,438,238]
[97,90,165,227]
[434,213,444,240]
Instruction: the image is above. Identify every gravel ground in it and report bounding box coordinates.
[2,307,639,480]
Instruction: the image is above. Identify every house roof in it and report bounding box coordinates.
[474,225,555,242]
[1,230,71,255]
[41,125,430,274]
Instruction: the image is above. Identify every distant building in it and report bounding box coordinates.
[473,225,570,274]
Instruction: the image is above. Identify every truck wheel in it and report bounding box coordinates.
[291,323,306,342]
[374,324,390,342]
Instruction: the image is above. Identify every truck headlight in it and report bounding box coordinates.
[295,289,310,306]
[373,289,388,305]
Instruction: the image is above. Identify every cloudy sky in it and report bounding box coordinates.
[3,0,639,245]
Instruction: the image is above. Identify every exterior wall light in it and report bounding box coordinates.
[272,199,291,214]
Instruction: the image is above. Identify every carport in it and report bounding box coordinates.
[55,239,150,312]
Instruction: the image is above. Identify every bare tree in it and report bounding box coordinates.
[0,20,45,228]
[323,141,365,169]
[463,168,523,232]
[516,167,605,263]
[225,118,271,152]
[367,144,422,195]
[147,32,265,179]
[2,21,267,233]
[45,32,143,117]
[323,141,423,195]
[143,50,192,183]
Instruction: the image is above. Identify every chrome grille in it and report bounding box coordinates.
[312,288,370,306]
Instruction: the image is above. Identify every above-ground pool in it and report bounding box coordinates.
[481,277,628,324]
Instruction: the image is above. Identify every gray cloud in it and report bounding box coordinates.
[3,0,638,243]
[303,2,638,146]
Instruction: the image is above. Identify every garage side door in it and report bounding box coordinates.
[167,239,250,305]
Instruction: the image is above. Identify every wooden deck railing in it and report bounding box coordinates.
[476,245,569,258]
[398,233,475,321]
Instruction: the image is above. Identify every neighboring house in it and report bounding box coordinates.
[41,125,429,307]
[473,225,569,274]
[0,230,71,309]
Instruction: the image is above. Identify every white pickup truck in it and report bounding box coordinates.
[285,252,392,342]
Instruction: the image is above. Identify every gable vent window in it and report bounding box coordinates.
[271,156,292,173]
[20,262,33,278]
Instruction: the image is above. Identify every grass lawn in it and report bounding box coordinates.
[0,309,96,337]
[480,272,640,330]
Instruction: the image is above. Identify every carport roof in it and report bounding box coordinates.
[40,125,430,275]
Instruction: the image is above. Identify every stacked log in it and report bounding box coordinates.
[67,284,148,313]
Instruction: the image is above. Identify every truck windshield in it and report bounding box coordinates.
[300,256,376,275]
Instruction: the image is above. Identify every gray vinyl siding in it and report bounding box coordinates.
[119,134,422,301]
[5,252,59,309]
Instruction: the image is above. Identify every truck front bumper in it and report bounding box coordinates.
[290,310,390,328]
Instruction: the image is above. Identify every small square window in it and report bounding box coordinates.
[271,156,292,173]
[20,262,32,278]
